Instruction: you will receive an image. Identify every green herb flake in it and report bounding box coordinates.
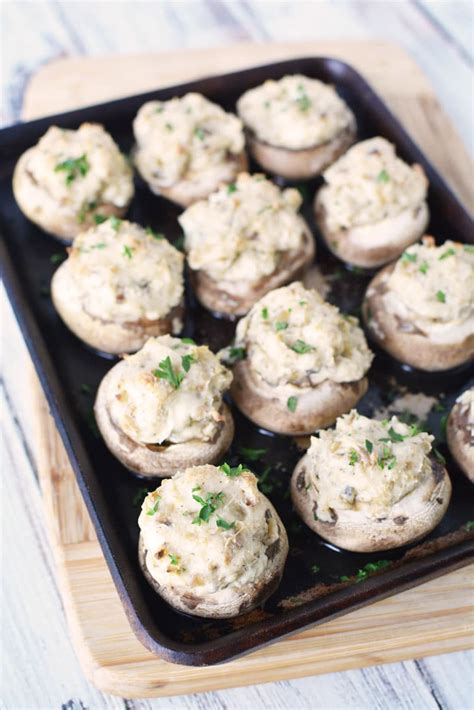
[219,462,248,478]
[463,244,474,254]
[261,307,269,320]
[290,339,314,354]
[439,247,456,260]
[377,169,390,183]
[192,491,224,524]
[348,449,359,466]
[110,216,122,232]
[365,439,373,454]
[181,354,195,372]
[433,447,446,464]
[50,252,65,265]
[94,214,108,225]
[377,445,396,470]
[239,446,267,461]
[80,383,92,395]
[401,251,417,263]
[295,87,311,112]
[229,346,246,362]
[436,290,446,303]
[146,226,164,240]
[275,321,288,332]
[165,122,173,131]
[311,564,320,574]
[287,396,298,413]
[55,154,89,185]
[257,466,273,494]
[153,356,185,389]
[181,337,196,345]
[419,261,429,275]
[146,499,160,516]
[168,553,179,565]
[132,487,149,508]
[216,518,235,530]
[123,245,133,259]
[227,183,237,195]
[194,127,205,141]
[464,520,474,531]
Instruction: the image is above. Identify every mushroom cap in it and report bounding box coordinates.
[362,264,474,371]
[230,358,368,435]
[315,187,429,269]
[52,260,184,355]
[446,399,474,482]
[291,453,452,552]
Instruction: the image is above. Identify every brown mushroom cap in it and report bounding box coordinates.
[315,187,429,269]
[52,260,184,355]
[230,358,368,436]
[362,264,474,371]
[446,399,474,482]
[246,122,356,180]
[291,454,452,552]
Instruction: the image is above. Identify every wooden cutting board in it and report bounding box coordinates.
[27,40,474,699]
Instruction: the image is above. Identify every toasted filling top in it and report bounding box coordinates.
[133,93,245,186]
[106,336,232,445]
[66,220,184,324]
[231,282,373,387]
[180,173,307,284]
[237,74,355,150]
[319,137,428,231]
[305,410,434,521]
[381,239,474,342]
[138,464,282,596]
[23,123,133,215]
[455,387,474,439]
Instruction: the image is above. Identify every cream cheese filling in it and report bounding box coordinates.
[107,336,232,445]
[138,465,280,595]
[305,410,434,521]
[237,74,355,150]
[455,387,474,439]
[180,172,307,285]
[231,282,373,387]
[68,220,184,324]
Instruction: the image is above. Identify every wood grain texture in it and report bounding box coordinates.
[19,39,474,700]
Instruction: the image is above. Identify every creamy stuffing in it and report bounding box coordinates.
[320,137,428,231]
[231,282,373,387]
[67,220,184,324]
[382,239,474,343]
[455,388,474,439]
[305,410,434,521]
[133,93,245,187]
[180,173,307,286]
[24,124,133,217]
[138,464,280,595]
[107,336,232,445]
[237,74,355,150]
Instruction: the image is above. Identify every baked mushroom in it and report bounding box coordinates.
[314,137,429,268]
[446,387,474,482]
[224,282,373,435]
[13,123,134,243]
[236,74,356,180]
[51,219,185,355]
[94,336,234,477]
[363,238,474,371]
[138,463,288,617]
[179,173,315,317]
[291,410,452,552]
[133,92,247,207]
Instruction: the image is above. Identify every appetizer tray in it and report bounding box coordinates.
[1,55,473,667]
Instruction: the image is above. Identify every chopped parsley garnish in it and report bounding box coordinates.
[80,383,92,395]
[220,462,248,477]
[433,447,446,464]
[464,244,474,253]
[55,154,89,185]
[365,439,373,454]
[181,354,195,372]
[146,499,160,516]
[194,127,205,140]
[377,169,390,183]
[436,290,446,303]
[168,553,179,565]
[239,446,267,461]
[229,346,246,362]
[401,251,417,263]
[287,396,298,413]
[311,564,320,574]
[348,449,359,466]
[181,337,196,345]
[419,261,429,274]
[464,520,474,531]
[155,106,164,113]
[165,122,173,131]
[153,356,185,389]
[192,491,224,524]
[146,227,164,240]
[261,307,269,319]
[174,234,185,251]
[275,321,288,332]
[257,466,272,494]
[290,339,314,354]
[132,487,149,508]
[123,245,133,259]
[216,518,235,530]
[295,85,311,112]
[439,248,456,260]
[379,426,406,443]
[50,252,65,264]
[340,560,390,583]
[110,216,122,232]
[94,214,108,224]
[227,183,237,194]
[377,445,396,470]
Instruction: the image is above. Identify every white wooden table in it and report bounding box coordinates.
[1,2,473,708]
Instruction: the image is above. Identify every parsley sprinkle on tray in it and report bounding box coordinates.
[239,446,267,461]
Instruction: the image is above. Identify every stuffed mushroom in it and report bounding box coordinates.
[314,137,429,268]
[138,463,288,617]
[237,74,356,180]
[13,123,134,242]
[363,238,474,371]
[446,387,474,482]
[51,219,185,355]
[133,92,247,207]
[291,410,452,552]
[224,282,373,435]
[94,336,234,477]
[179,173,315,317]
